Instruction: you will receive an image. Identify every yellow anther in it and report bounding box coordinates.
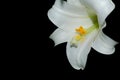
[75,34,81,41]
[75,26,86,35]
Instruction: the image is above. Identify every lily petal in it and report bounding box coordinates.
[92,31,118,55]
[50,28,71,46]
[67,0,83,7]
[66,30,98,70]
[47,0,93,32]
[80,0,115,26]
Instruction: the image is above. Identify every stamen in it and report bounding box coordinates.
[75,26,86,35]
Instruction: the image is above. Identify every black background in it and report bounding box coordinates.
[43,0,120,79]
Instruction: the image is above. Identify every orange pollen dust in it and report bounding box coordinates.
[75,26,86,35]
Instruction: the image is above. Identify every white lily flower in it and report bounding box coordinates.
[47,0,118,70]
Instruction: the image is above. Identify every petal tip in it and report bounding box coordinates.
[49,36,57,47]
[69,64,85,70]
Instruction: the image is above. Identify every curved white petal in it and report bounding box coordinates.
[50,28,72,46]
[66,30,98,70]
[47,0,93,32]
[80,0,115,26]
[67,0,83,7]
[92,31,118,55]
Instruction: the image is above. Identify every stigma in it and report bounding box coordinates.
[74,34,81,41]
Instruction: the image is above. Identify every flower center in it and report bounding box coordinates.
[70,24,99,48]
[75,26,86,35]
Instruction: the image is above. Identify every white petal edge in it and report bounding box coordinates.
[50,28,72,46]
[47,0,93,32]
[66,30,98,70]
[92,31,118,55]
[80,0,115,27]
